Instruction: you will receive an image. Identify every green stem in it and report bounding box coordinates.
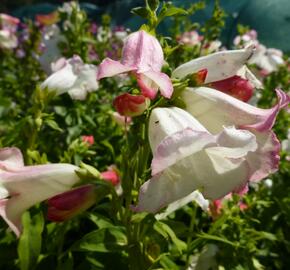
[186,203,197,268]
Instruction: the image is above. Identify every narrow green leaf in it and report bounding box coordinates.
[71,227,127,253]
[17,211,44,270]
[196,232,237,247]
[154,221,186,252]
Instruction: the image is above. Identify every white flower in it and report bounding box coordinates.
[41,55,99,100]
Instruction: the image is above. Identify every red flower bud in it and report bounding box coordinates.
[82,135,94,146]
[113,93,150,117]
[47,184,97,222]
[195,69,208,85]
[100,166,120,186]
[211,75,254,102]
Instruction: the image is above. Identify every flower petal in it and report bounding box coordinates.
[97,58,136,80]
[139,71,173,99]
[155,190,209,220]
[68,64,98,100]
[236,66,263,89]
[182,87,290,134]
[135,147,249,213]
[172,45,255,83]
[41,61,77,95]
[122,30,164,72]
[149,107,208,151]
[151,128,216,175]
[0,147,24,170]
[0,164,79,236]
[246,130,280,181]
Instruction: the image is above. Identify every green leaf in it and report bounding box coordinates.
[159,255,179,270]
[154,221,186,253]
[158,6,187,24]
[131,7,150,18]
[71,227,127,252]
[45,119,63,132]
[17,211,44,270]
[196,232,237,247]
[87,213,114,229]
[147,0,159,12]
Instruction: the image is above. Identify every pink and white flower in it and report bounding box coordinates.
[249,44,284,74]
[172,46,262,100]
[0,13,19,49]
[177,31,203,46]
[98,30,173,99]
[0,147,80,236]
[41,55,99,100]
[134,87,289,213]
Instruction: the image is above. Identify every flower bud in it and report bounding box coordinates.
[100,166,120,186]
[47,184,97,222]
[81,135,94,146]
[113,93,150,117]
[210,75,254,102]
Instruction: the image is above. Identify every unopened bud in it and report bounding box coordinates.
[113,93,150,117]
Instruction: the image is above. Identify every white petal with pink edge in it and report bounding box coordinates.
[172,45,255,82]
[182,87,290,134]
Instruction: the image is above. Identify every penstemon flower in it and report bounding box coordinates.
[172,45,262,100]
[98,30,173,99]
[41,55,99,100]
[0,147,80,236]
[134,87,289,213]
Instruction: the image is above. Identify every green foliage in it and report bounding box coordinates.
[17,211,44,270]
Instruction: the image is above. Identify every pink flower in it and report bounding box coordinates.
[47,184,97,222]
[82,135,94,146]
[98,30,173,99]
[177,31,203,46]
[0,147,79,236]
[113,93,150,117]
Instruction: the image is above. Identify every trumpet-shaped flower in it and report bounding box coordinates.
[41,55,99,100]
[134,87,289,213]
[0,147,80,236]
[172,46,262,100]
[98,30,173,99]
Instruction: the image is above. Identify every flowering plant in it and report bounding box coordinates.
[0,1,289,270]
